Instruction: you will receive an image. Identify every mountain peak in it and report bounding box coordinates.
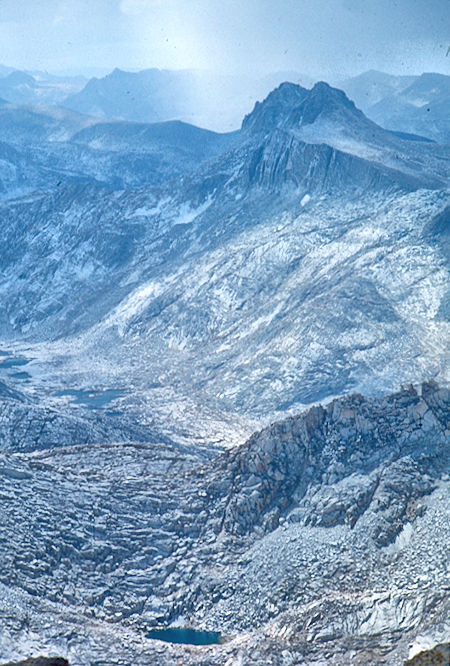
[109,67,128,78]
[264,81,308,103]
[401,71,450,97]
[295,80,358,121]
[241,82,309,132]
[242,80,360,134]
[306,80,356,109]
[5,70,36,86]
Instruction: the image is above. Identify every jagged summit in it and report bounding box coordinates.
[298,80,358,113]
[241,82,308,132]
[242,80,361,133]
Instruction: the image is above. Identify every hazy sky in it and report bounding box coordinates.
[1,0,449,79]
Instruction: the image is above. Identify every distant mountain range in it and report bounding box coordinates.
[0,68,86,106]
[61,67,316,131]
[0,63,448,141]
[61,67,450,140]
[340,70,417,110]
[63,67,198,123]
[340,70,450,143]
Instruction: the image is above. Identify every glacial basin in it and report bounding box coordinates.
[146,628,221,645]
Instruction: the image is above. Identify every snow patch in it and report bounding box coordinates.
[406,97,431,108]
[127,197,171,218]
[385,522,413,554]
[102,281,165,335]
[301,194,311,206]
[172,196,213,226]
[408,636,446,660]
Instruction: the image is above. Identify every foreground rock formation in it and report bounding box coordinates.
[2,658,69,666]
[405,642,450,665]
[0,381,448,664]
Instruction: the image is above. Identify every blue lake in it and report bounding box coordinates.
[54,388,126,410]
[146,628,221,645]
[9,371,31,380]
[0,356,30,369]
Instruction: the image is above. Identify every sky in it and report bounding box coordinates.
[0,0,449,80]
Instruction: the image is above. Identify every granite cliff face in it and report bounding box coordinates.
[212,382,448,542]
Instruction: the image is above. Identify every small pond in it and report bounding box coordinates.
[146,628,221,646]
[9,371,31,380]
[54,388,126,410]
[0,356,30,369]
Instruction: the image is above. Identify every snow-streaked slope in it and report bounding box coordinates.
[1,187,448,441]
[77,189,450,423]
[0,82,448,433]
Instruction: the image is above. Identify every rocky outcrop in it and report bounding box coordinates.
[404,643,450,665]
[0,387,166,452]
[212,382,448,544]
